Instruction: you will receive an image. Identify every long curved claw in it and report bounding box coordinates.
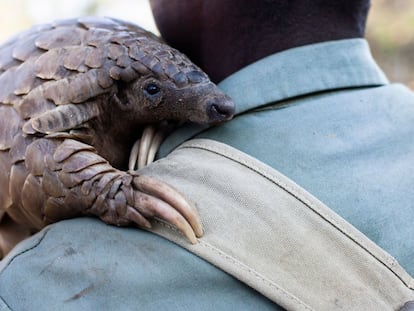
[128,139,141,171]
[126,123,201,242]
[124,205,152,229]
[138,125,156,169]
[128,125,159,171]
[132,192,197,244]
[145,121,176,166]
[133,175,203,239]
[145,130,166,166]
[129,122,178,171]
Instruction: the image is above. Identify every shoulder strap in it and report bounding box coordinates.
[141,138,414,311]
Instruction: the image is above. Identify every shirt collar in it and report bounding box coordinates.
[220,38,388,114]
[158,38,389,156]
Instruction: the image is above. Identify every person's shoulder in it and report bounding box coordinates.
[0,218,187,310]
[0,218,172,266]
[371,83,414,109]
[0,217,278,310]
[378,83,414,98]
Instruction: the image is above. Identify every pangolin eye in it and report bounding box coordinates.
[144,83,160,95]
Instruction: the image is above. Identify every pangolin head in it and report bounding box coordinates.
[103,17,235,125]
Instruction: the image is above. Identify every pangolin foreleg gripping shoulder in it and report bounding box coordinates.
[0,16,234,256]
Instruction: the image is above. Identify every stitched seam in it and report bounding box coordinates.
[186,142,412,287]
[0,228,51,311]
[0,295,12,311]
[180,141,414,289]
[153,219,314,311]
[0,227,51,277]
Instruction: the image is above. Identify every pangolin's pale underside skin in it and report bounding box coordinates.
[0,16,235,256]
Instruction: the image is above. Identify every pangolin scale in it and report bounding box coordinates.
[0,16,234,256]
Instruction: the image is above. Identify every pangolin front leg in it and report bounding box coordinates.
[22,138,202,243]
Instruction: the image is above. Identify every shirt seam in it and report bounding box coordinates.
[0,295,12,311]
[0,227,51,276]
[153,219,314,311]
[179,140,414,290]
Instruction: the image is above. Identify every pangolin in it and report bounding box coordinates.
[0,16,234,256]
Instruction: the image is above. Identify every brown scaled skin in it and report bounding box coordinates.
[0,16,234,256]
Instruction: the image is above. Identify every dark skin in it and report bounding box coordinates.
[150,0,371,83]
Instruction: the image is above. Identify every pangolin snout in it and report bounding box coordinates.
[206,95,235,123]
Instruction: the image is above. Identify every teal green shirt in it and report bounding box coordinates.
[160,38,414,275]
[0,39,413,310]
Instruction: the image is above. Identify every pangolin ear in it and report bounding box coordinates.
[110,81,135,111]
[22,102,100,135]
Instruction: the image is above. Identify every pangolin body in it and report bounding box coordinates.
[0,17,234,256]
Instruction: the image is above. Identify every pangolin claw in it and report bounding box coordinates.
[127,123,202,242]
[128,122,175,171]
[133,175,203,244]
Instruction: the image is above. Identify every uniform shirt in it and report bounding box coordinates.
[0,39,413,310]
[160,38,414,276]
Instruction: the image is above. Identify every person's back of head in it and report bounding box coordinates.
[150,0,371,82]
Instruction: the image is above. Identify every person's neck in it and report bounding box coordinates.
[197,22,365,83]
